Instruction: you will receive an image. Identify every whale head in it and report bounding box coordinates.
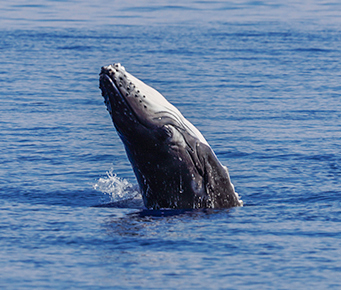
[99,63,208,147]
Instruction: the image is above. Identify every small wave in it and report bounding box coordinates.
[93,169,140,202]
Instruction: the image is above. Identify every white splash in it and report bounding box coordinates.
[93,169,140,202]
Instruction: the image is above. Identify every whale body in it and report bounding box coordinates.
[99,63,242,209]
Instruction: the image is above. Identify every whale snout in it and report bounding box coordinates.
[100,63,143,102]
[100,63,125,75]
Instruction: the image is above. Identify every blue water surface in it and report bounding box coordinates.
[0,1,341,289]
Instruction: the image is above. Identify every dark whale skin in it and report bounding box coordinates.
[99,63,242,209]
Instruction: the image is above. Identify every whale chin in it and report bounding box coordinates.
[99,63,242,209]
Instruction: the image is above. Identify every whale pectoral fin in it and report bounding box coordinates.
[196,143,240,208]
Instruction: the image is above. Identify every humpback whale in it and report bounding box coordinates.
[99,63,242,209]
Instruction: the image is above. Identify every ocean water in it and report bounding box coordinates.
[1,1,341,289]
